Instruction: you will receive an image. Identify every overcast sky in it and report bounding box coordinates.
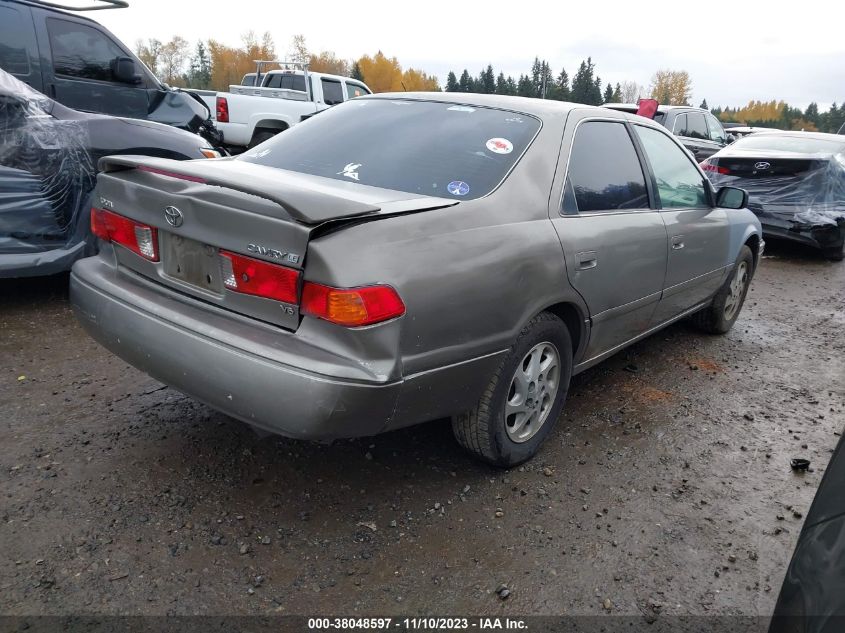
[96,0,845,110]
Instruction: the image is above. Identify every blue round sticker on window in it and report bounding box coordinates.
[447,181,470,196]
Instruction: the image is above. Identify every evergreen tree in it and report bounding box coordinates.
[186,41,211,89]
[804,102,819,128]
[495,72,508,95]
[554,68,570,101]
[351,61,364,82]
[505,76,518,96]
[603,83,614,104]
[612,82,622,103]
[458,69,472,92]
[480,64,496,94]
[445,71,459,92]
[699,98,709,110]
[571,58,602,105]
[516,74,533,98]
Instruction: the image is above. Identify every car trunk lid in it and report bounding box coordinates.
[95,156,457,330]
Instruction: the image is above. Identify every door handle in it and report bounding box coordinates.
[671,236,685,250]
[576,251,597,270]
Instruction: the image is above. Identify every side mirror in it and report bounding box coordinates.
[111,56,141,84]
[716,186,748,210]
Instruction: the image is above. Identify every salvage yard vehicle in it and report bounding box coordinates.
[197,61,372,149]
[70,94,762,466]
[702,132,845,260]
[0,70,221,278]
[605,103,730,161]
[769,434,845,633]
[0,0,222,148]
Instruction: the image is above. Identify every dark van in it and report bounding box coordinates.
[0,0,220,145]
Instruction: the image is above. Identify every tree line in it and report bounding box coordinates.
[134,34,845,133]
[712,100,845,133]
[135,32,439,93]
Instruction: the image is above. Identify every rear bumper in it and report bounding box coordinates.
[760,219,845,255]
[70,257,503,439]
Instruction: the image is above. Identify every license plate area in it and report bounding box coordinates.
[161,232,223,293]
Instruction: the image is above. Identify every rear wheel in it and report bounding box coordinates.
[692,245,754,334]
[823,240,844,261]
[452,312,572,467]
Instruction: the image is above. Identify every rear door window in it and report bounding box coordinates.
[47,18,126,82]
[239,99,541,200]
[634,125,709,209]
[562,121,649,214]
[345,82,369,99]
[673,113,688,136]
[321,78,344,105]
[0,6,31,75]
[685,113,709,140]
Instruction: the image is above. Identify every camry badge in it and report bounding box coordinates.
[754,161,771,170]
[164,206,184,227]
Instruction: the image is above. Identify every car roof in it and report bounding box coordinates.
[365,92,663,123]
[265,69,366,84]
[746,130,845,143]
[6,0,103,26]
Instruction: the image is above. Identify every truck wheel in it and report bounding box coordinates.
[248,130,278,149]
[692,245,754,334]
[452,312,572,467]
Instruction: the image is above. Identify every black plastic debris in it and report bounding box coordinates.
[790,458,811,471]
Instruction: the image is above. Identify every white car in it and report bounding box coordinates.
[199,64,371,148]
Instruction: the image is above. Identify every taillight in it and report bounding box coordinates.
[216,96,229,123]
[90,208,158,261]
[301,282,405,327]
[701,159,729,175]
[219,250,299,304]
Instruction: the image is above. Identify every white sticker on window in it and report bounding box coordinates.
[486,138,513,154]
[338,163,361,181]
[447,105,475,113]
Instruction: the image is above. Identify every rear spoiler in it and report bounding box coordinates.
[99,155,457,225]
[100,155,380,225]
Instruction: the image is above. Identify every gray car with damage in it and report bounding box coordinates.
[70,93,762,466]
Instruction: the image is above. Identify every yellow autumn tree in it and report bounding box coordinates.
[650,69,692,105]
[208,31,275,91]
[400,68,440,92]
[356,51,404,93]
[309,51,350,76]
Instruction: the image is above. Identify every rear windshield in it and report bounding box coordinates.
[238,99,541,200]
[731,135,845,154]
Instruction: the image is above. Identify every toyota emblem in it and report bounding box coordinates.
[164,206,183,227]
[754,161,771,170]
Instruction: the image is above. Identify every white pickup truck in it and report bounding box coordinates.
[198,62,372,149]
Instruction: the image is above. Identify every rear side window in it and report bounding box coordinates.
[562,121,649,214]
[321,78,344,105]
[673,113,688,136]
[47,18,126,82]
[634,125,709,209]
[265,73,306,91]
[685,113,709,140]
[239,99,541,200]
[346,82,369,99]
[0,6,30,75]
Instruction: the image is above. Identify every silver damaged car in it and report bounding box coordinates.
[70,93,763,466]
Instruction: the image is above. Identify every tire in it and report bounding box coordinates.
[247,129,278,149]
[692,245,754,334]
[823,242,844,261]
[452,312,572,467]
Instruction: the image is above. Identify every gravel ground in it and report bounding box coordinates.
[1,241,843,619]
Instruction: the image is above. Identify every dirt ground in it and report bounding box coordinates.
[1,241,843,619]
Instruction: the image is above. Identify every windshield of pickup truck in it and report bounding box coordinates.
[238,99,541,200]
